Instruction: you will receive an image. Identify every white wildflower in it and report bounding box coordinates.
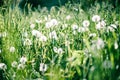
[89,33,96,37]
[45,21,52,28]
[53,47,58,53]
[35,19,42,23]
[9,46,15,53]
[20,56,27,64]
[66,15,71,20]
[39,63,47,72]
[11,61,18,68]
[39,35,47,42]
[24,38,32,46]
[82,20,90,27]
[49,31,58,40]
[96,21,106,30]
[72,24,78,30]
[0,63,7,70]
[30,23,35,29]
[32,30,42,38]
[114,41,118,49]
[50,19,58,26]
[92,15,100,22]
[23,32,28,37]
[57,48,64,54]
[17,64,25,70]
[110,24,117,29]
[96,38,104,49]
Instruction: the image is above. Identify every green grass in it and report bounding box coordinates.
[0,2,120,80]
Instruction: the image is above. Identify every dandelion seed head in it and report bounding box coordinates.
[11,61,18,68]
[20,56,27,64]
[39,63,47,72]
[0,63,7,70]
[30,23,35,29]
[92,15,100,22]
[82,20,90,27]
[9,46,15,53]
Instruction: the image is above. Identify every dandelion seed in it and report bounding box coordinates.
[45,22,52,28]
[9,46,15,53]
[96,21,106,30]
[57,48,64,54]
[96,38,104,49]
[49,31,58,40]
[102,60,112,69]
[72,24,78,30]
[89,33,96,37]
[114,41,118,49]
[32,30,42,38]
[0,63,7,70]
[20,56,27,64]
[35,19,42,23]
[24,38,32,46]
[82,20,90,27]
[53,47,58,53]
[30,23,35,29]
[39,35,47,42]
[23,32,28,37]
[17,64,25,70]
[39,63,47,72]
[92,15,100,22]
[66,15,71,20]
[50,19,58,26]
[11,61,18,68]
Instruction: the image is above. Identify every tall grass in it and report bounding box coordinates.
[0,2,120,80]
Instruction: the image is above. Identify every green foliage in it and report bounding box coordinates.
[0,2,120,80]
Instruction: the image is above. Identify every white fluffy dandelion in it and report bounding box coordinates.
[92,15,100,22]
[0,63,7,70]
[39,35,47,42]
[20,56,27,64]
[32,30,43,38]
[30,23,35,29]
[49,31,58,40]
[72,24,78,30]
[39,63,47,72]
[96,20,106,30]
[82,20,90,27]
[96,38,104,49]
[11,61,18,68]
[9,46,15,53]
[24,38,32,46]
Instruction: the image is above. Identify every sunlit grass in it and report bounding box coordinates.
[0,2,120,80]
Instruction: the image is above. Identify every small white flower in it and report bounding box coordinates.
[66,15,71,20]
[96,21,106,30]
[92,15,100,22]
[30,23,35,29]
[24,38,32,46]
[57,48,64,54]
[39,63,47,72]
[20,56,27,64]
[0,63,7,70]
[110,24,117,29]
[35,19,42,23]
[9,46,15,53]
[82,20,90,27]
[53,47,58,53]
[114,41,118,49]
[50,19,58,26]
[72,24,78,30]
[17,64,25,70]
[45,22,52,28]
[107,26,115,32]
[49,31,58,40]
[39,35,47,42]
[96,38,104,49]
[89,33,96,37]
[102,60,112,69]
[32,30,42,38]
[23,32,28,37]
[11,61,18,68]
